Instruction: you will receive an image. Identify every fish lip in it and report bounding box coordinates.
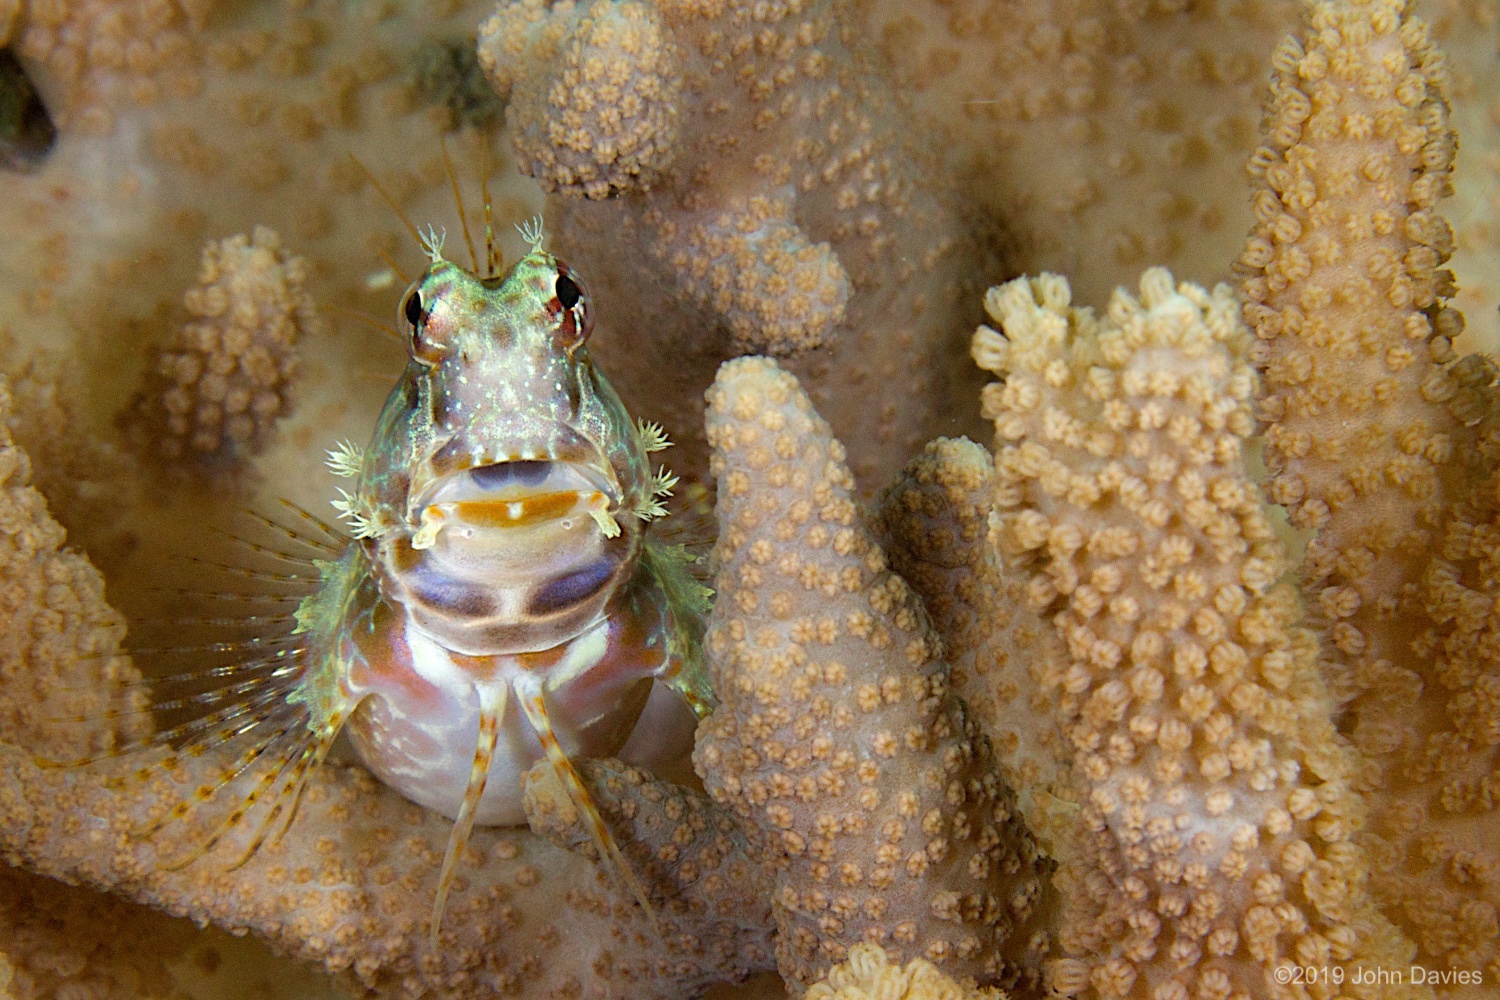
[414,452,622,513]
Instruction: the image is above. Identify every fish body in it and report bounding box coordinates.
[306,540,700,826]
[307,242,710,835]
[63,232,713,941]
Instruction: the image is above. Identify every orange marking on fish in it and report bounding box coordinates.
[448,490,584,527]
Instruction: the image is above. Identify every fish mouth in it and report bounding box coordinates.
[410,458,622,549]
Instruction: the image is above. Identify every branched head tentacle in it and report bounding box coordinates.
[634,466,679,522]
[421,225,447,264]
[516,215,546,251]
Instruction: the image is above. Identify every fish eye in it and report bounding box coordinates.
[401,283,446,365]
[403,287,425,329]
[551,267,592,350]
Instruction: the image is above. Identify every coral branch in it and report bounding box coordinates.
[523,756,777,979]
[1237,0,1500,972]
[696,357,1051,989]
[659,189,851,357]
[1238,0,1466,703]
[126,227,317,464]
[488,0,684,199]
[875,437,1074,850]
[975,269,1418,999]
[478,0,992,487]
[0,378,144,762]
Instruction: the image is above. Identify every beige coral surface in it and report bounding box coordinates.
[477,0,995,489]
[697,357,1053,988]
[3,0,1500,988]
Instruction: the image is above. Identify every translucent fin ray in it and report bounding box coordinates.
[430,683,506,949]
[47,511,367,881]
[154,725,314,869]
[236,507,343,555]
[131,714,302,840]
[48,665,300,725]
[274,499,349,545]
[172,555,318,586]
[515,676,661,938]
[208,526,325,567]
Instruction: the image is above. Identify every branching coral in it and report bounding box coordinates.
[0,373,185,1000]
[696,357,1052,989]
[485,0,683,199]
[0,378,142,762]
[125,226,316,464]
[4,0,1500,986]
[1236,0,1500,975]
[875,438,1074,850]
[860,0,1500,353]
[477,0,991,487]
[973,269,1415,999]
[807,942,1007,1000]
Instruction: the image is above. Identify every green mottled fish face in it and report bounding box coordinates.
[360,247,652,654]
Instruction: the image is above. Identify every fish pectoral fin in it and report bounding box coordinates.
[514,676,661,940]
[430,682,506,950]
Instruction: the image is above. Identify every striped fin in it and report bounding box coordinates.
[37,503,364,874]
[514,674,662,938]
[430,682,507,948]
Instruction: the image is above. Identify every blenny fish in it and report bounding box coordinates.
[56,222,714,944]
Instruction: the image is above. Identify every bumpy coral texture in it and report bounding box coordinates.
[0,374,181,1000]
[0,347,141,567]
[874,438,1073,849]
[0,379,143,762]
[0,866,189,1000]
[498,0,683,198]
[478,0,989,488]
[695,357,1052,989]
[522,756,777,977]
[127,226,316,463]
[12,0,212,132]
[7,0,1500,986]
[863,0,1293,307]
[806,942,1007,1000]
[974,269,1415,1000]
[1236,0,1500,977]
[1,751,782,999]
[861,0,1500,355]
